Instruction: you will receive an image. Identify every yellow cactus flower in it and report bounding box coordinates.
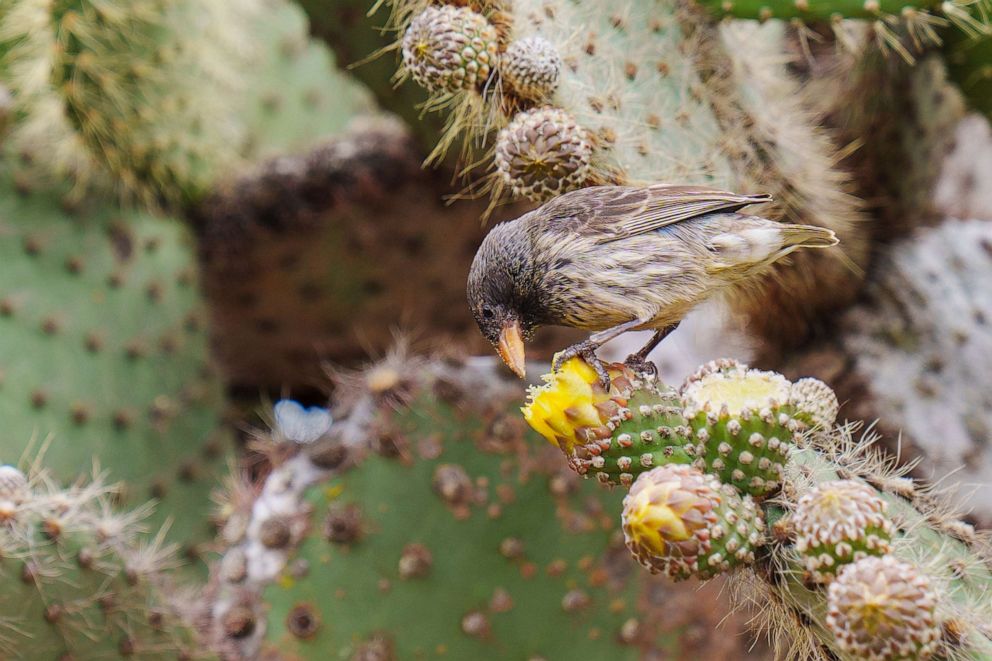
[521,357,618,453]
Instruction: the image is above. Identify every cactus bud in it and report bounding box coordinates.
[495,107,592,201]
[622,464,764,580]
[826,556,940,660]
[794,480,893,582]
[402,6,499,93]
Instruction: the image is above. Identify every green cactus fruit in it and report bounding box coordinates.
[622,464,766,580]
[0,466,204,658]
[793,480,894,582]
[208,357,764,660]
[522,358,694,488]
[401,5,499,94]
[0,158,232,556]
[826,555,941,661]
[681,360,836,498]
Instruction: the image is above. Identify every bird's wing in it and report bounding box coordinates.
[547,185,772,245]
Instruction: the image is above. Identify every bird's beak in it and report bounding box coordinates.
[496,320,526,379]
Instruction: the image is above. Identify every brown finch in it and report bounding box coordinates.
[467,184,838,386]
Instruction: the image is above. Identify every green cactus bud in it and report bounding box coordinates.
[622,464,765,580]
[826,556,941,661]
[681,360,802,498]
[401,5,499,94]
[793,480,894,582]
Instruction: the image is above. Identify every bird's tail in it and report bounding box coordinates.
[779,224,839,249]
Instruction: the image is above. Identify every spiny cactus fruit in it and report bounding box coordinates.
[525,357,992,658]
[523,357,693,487]
[682,360,832,498]
[501,36,562,101]
[826,556,941,661]
[0,158,232,554]
[622,464,765,580]
[793,479,894,582]
[0,466,203,658]
[494,106,594,201]
[206,355,762,659]
[401,5,499,94]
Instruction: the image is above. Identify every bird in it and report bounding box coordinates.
[467,183,839,387]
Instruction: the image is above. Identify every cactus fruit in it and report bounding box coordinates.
[0,466,203,658]
[500,36,562,101]
[206,356,763,659]
[401,5,499,94]
[494,107,593,201]
[826,556,941,661]
[793,480,894,582]
[0,159,232,553]
[523,358,693,487]
[524,357,992,658]
[622,464,765,580]
[681,360,829,498]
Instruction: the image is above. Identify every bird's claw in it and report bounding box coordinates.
[553,341,611,390]
[623,353,658,378]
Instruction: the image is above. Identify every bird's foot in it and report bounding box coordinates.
[553,341,611,390]
[622,353,658,378]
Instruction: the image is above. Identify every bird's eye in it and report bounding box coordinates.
[482,308,494,319]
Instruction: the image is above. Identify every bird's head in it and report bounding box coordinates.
[467,221,537,379]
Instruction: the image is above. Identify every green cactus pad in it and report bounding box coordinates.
[0,468,204,659]
[0,161,232,554]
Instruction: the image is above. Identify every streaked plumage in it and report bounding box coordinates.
[467,184,838,383]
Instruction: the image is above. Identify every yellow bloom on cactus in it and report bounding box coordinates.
[623,481,692,557]
[521,356,609,452]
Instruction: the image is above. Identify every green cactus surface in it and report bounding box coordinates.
[0,467,206,659]
[0,158,232,555]
[260,393,651,659]
[207,357,763,660]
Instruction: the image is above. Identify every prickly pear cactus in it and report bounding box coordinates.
[523,356,992,659]
[0,160,231,553]
[0,465,205,659]
[1,0,375,207]
[205,355,763,660]
[369,0,868,351]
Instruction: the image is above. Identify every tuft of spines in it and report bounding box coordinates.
[500,36,562,101]
[494,106,592,201]
[793,479,894,582]
[0,468,202,657]
[826,556,941,661]
[401,5,499,94]
[622,464,765,580]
